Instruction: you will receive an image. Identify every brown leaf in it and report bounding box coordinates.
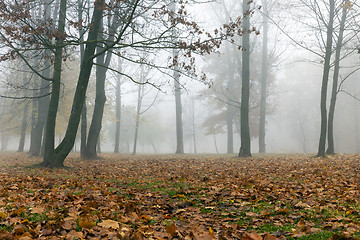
[241,232,262,240]
[61,220,73,230]
[78,218,95,229]
[0,230,14,240]
[18,236,33,240]
[98,219,120,229]
[11,224,25,235]
[263,233,277,240]
[166,223,177,238]
[30,207,45,214]
[296,219,306,228]
[294,202,311,209]
[245,212,259,217]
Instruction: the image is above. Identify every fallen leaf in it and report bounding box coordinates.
[166,223,177,238]
[78,218,95,228]
[98,219,120,229]
[241,232,262,240]
[30,207,45,214]
[263,233,277,240]
[61,220,73,230]
[0,230,14,240]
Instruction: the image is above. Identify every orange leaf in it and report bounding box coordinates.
[166,223,177,238]
[78,218,95,229]
[263,233,277,240]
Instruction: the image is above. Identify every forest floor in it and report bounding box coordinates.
[0,153,360,240]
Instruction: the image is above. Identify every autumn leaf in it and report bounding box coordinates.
[263,233,277,240]
[78,218,95,229]
[166,223,177,238]
[98,219,120,229]
[0,212,6,219]
[241,232,262,240]
[30,207,45,214]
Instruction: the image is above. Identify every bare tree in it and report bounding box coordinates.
[259,0,269,153]
[239,0,252,157]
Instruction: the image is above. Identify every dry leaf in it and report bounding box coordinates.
[166,223,177,238]
[30,207,45,214]
[98,219,120,229]
[263,233,277,240]
[241,232,262,240]
[78,218,95,229]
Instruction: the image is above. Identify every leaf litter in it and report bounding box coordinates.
[0,153,360,239]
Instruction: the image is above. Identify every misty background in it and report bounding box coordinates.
[0,0,359,155]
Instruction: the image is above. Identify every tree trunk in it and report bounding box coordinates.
[132,78,144,155]
[80,103,87,158]
[78,0,87,159]
[174,51,184,154]
[326,1,346,155]
[213,133,219,154]
[259,0,268,153]
[191,98,197,154]
[225,45,235,154]
[97,133,101,153]
[29,71,39,155]
[18,103,28,152]
[317,0,334,157]
[85,6,120,159]
[42,0,67,166]
[42,0,104,167]
[114,61,122,153]
[238,0,252,157]
[84,21,106,159]
[1,130,8,152]
[28,0,52,156]
[171,2,184,154]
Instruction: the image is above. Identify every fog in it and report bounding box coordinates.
[0,0,359,156]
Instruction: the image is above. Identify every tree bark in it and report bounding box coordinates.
[29,69,39,155]
[238,0,252,157]
[132,70,144,155]
[84,20,106,159]
[171,2,184,154]
[326,1,347,155]
[78,0,87,159]
[191,98,197,154]
[42,0,104,167]
[18,102,28,152]
[85,5,120,159]
[1,130,8,152]
[174,50,184,154]
[114,61,122,153]
[259,0,268,153]
[317,0,334,157]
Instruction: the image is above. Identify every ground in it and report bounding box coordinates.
[0,153,360,240]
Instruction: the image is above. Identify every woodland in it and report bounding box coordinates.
[0,0,360,239]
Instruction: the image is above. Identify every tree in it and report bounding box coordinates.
[84,0,123,159]
[114,59,123,153]
[259,0,269,153]
[18,69,29,152]
[132,62,159,155]
[77,0,88,159]
[238,0,252,157]
[326,1,349,154]
[42,0,105,167]
[317,0,335,157]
